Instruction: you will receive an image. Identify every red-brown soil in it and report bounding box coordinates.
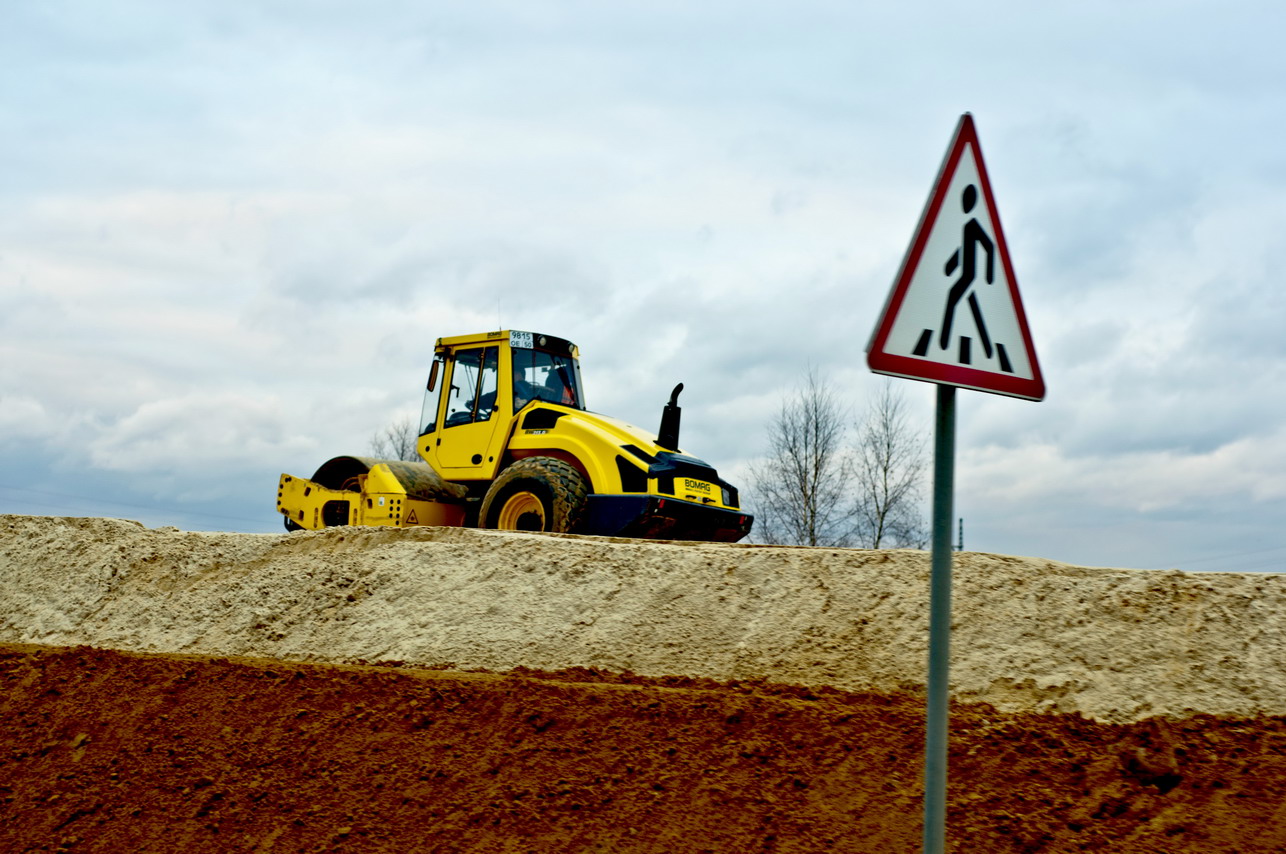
[3,644,1285,853]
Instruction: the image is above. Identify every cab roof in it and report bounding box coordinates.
[435,330,579,358]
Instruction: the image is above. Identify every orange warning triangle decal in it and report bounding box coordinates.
[405,509,419,525]
[867,113,1044,401]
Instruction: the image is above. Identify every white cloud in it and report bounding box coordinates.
[964,426,1286,517]
[88,392,311,473]
[0,396,60,445]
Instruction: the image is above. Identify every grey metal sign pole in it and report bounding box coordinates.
[923,383,956,854]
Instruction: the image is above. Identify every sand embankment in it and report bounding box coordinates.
[2,514,1283,722]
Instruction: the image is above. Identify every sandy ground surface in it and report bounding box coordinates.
[4,514,1286,852]
[4,515,1286,722]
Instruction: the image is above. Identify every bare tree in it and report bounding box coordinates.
[748,370,856,546]
[852,381,928,548]
[369,414,422,462]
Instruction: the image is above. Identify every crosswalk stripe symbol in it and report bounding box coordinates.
[867,113,1044,401]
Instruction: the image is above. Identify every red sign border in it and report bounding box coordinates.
[866,114,1045,402]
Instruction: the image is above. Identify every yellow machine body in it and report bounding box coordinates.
[277,330,753,541]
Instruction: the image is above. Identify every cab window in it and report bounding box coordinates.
[512,347,584,411]
[444,347,499,428]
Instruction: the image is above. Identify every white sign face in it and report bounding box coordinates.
[867,114,1044,401]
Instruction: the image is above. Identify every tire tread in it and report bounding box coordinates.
[480,457,589,533]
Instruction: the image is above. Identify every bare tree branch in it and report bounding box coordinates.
[750,373,928,549]
[748,369,856,546]
[852,381,928,548]
[369,415,422,462]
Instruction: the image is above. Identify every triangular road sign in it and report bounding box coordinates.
[867,114,1045,401]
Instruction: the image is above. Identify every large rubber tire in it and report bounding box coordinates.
[479,457,588,534]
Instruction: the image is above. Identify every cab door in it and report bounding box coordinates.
[428,346,503,478]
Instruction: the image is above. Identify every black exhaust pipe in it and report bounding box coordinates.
[656,383,683,450]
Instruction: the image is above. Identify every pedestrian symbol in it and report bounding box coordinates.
[867,113,1044,401]
[911,183,1012,372]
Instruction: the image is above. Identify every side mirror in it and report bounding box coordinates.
[427,359,440,392]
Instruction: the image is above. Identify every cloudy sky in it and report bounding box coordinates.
[3,1,1284,572]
